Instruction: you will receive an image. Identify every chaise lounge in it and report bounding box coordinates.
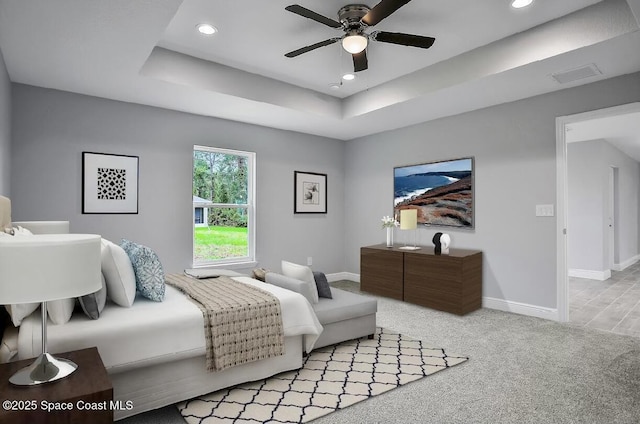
[265,270,378,350]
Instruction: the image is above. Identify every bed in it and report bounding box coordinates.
[13,279,322,420]
[1,195,323,420]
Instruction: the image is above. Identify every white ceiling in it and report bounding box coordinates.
[566,110,640,162]
[0,0,639,140]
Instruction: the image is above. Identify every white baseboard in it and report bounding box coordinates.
[330,272,558,321]
[483,297,559,321]
[612,254,640,272]
[326,272,360,283]
[568,268,611,281]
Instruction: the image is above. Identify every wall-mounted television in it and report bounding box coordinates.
[394,157,474,229]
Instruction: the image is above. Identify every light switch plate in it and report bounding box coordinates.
[536,204,554,217]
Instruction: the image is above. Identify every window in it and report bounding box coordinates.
[192,145,255,266]
[194,208,204,224]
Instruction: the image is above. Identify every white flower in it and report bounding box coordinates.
[381,215,399,229]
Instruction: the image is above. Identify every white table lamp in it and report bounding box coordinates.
[0,234,101,385]
[399,209,421,250]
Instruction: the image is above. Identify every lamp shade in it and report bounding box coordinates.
[0,234,101,304]
[342,34,368,54]
[400,209,418,230]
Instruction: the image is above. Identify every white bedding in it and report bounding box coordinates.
[17,276,323,371]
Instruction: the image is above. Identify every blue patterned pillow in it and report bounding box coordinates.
[120,239,165,302]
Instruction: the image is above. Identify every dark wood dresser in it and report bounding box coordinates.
[361,244,482,315]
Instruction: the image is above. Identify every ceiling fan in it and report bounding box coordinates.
[284,0,435,73]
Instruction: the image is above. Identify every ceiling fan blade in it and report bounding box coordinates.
[285,38,340,58]
[362,0,412,27]
[285,5,342,28]
[373,31,435,49]
[353,51,368,72]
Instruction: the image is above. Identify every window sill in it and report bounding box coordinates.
[190,261,258,271]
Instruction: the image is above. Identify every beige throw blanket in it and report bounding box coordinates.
[165,274,285,371]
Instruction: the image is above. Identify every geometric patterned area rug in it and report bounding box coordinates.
[177,327,468,423]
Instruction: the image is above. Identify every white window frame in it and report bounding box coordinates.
[192,145,256,268]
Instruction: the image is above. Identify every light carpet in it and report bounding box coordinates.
[177,327,468,423]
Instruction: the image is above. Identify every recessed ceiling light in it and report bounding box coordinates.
[329,83,341,90]
[342,73,355,81]
[511,0,533,8]
[196,23,217,35]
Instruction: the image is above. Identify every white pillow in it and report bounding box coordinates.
[101,239,136,307]
[281,260,319,304]
[265,272,317,305]
[11,226,34,236]
[47,298,75,325]
[5,303,39,327]
[0,325,19,363]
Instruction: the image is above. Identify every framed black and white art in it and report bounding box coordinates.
[294,171,327,214]
[82,152,139,214]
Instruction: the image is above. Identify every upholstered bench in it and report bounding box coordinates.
[264,272,377,350]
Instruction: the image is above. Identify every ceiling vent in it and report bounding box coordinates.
[551,64,602,84]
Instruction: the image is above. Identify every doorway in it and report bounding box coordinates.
[608,166,619,271]
[556,102,640,323]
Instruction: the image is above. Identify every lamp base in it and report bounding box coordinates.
[9,352,78,386]
[399,246,421,250]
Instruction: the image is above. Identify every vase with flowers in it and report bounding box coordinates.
[381,215,399,247]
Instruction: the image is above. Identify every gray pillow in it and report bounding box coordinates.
[313,271,332,299]
[79,273,107,320]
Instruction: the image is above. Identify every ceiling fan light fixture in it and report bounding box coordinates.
[196,23,218,35]
[342,34,368,54]
[511,0,533,8]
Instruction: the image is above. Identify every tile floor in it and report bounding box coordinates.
[569,261,640,337]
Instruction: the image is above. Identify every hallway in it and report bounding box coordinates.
[569,261,640,337]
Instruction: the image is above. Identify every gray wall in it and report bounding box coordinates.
[0,46,10,197]
[9,72,640,310]
[10,84,345,274]
[568,139,640,272]
[345,72,640,309]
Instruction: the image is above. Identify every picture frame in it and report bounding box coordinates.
[394,157,474,229]
[294,171,327,214]
[82,152,139,214]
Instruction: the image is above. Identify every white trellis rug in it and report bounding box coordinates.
[177,327,468,423]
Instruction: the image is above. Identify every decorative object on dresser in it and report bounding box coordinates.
[432,232,451,255]
[0,347,113,424]
[398,208,421,250]
[0,234,102,385]
[381,214,399,247]
[82,151,139,214]
[361,244,482,315]
[294,171,327,214]
[394,157,474,228]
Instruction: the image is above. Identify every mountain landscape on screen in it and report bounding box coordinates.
[394,158,473,228]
